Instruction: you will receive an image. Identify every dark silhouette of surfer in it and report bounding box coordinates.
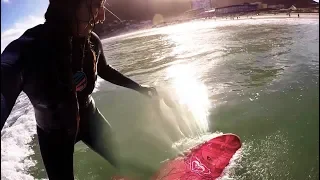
[1,0,157,179]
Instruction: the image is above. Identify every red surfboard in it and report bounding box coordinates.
[152,134,241,180]
[112,134,241,180]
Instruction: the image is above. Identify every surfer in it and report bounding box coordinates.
[1,0,157,179]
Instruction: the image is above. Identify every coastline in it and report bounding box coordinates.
[99,12,319,40]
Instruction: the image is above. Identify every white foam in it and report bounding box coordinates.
[1,93,37,180]
[217,131,292,180]
[218,144,245,180]
[93,76,104,93]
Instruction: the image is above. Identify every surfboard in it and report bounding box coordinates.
[112,134,241,180]
[152,134,241,180]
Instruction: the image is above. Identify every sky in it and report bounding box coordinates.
[1,0,48,52]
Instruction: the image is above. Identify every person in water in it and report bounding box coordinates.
[1,0,157,179]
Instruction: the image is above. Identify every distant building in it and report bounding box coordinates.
[198,9,216,18]
[261,4,268,9]
[288,5,297,11]
[215,3,258,15]
[251,2,261,6]
[268,4,285,10]
[182,8,205,20]
[251,2,268,9]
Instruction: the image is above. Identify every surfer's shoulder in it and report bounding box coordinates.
[3,24,44,55]
[18,24,44,44]
[1,25,42,67]
[90,32,102,49]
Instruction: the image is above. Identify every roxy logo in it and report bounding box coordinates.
[188,157,211,175]
[192,160,205,172]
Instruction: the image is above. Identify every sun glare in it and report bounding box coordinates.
[166,64,210,133]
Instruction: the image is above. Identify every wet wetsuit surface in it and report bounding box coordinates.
[1,23,141,179]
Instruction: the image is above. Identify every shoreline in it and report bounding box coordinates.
[99,12,319,40]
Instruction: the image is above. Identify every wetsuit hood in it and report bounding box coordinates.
[45,0,80,35]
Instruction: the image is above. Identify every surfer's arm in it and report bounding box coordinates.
[97,56,141,90]
[1,39,25,130]
[94,34,141,91]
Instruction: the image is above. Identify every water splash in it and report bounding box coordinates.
[220,131,293,180]
[1,93,37,180]
[160,64,211,134]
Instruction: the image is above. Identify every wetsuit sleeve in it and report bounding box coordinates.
[1,39,26,130]
[94,34,142,91]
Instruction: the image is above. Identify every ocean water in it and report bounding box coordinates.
[1,15,319,180]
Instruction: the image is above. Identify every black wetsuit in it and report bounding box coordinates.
[1,23,142,179]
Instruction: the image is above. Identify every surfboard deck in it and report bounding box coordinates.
[112,134,241,180]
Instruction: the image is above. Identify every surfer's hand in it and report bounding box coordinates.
[138,85,158,98]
